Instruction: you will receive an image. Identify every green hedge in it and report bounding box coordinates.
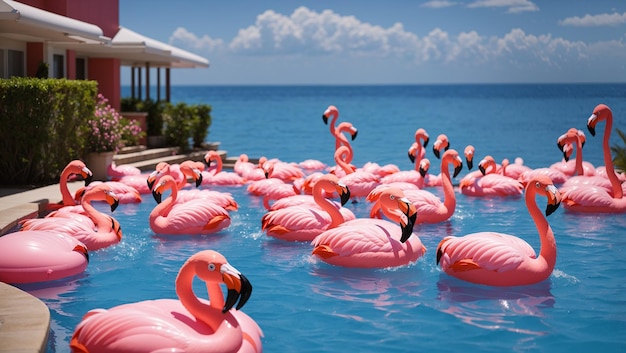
[123,97,212,152]
[0,78,97,185]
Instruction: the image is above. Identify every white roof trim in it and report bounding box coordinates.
[0,0,109,43]
[112,27,209,68]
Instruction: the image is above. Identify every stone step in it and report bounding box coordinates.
[117,145,147,155]
[113,147,179,165]
[129,151,205,172]
[111,142,230,172]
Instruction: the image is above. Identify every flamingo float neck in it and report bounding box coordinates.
[313,176,349,229]
[323,105,340,141]
[175,260,228,331]
[206,151,224,174]
[150,177,178,228]
[591,105,622,198]
[440,150,462,217]
[558,128,585,176]
[334,145,355,175]
[60,161,92,206]
[526,180,558,274]
[81,187,120,237]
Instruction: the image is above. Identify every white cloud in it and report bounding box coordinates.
[559,12,626,27]
[169,27,224,52]
[467,0,539,14]
[169,6,626,75]
[228,7,420,56]
[420,1,458,9]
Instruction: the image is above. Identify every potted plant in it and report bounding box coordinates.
[85,94,125,180]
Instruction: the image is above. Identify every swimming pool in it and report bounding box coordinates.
[11,179,625,353]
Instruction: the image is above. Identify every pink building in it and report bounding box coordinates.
[0,0,208,110]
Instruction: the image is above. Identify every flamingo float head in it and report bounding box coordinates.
[71,160,94,186]
[180,160,203,187]
[432,134,450,159]
[375,188,418,243]
[587,104,611,136]
[322,105,338,125]
[557,128,586,161]
[151,175,177,204]
[478,156,497,176]
[147,162,170,190]
[181,250,253,313]
[531,176,561,216]
[464,145,475,170]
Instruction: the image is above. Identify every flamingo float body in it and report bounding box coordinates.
[311,187,425,268]
[203,150,246,186]
[70,250,262,353]
[372,149,463,224]
[460,156,523,197]
[150,176,231,235]
[21,184,122,251]
[74,181,141,204]
[262,174,354,242]
[0,230,89,284]
[436,175,561,286]
[561,104,626,213]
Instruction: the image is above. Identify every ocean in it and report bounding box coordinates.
[32,83,626,352]
[137,84,626,173]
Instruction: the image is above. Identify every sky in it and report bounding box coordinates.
[119,0,626,85]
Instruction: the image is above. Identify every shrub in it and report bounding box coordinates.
[87,94,125,153]
[191,104,212,148]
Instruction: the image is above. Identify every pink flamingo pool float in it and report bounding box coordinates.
[70,249,262,352]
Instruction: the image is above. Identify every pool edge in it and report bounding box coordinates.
[0,282,50,353]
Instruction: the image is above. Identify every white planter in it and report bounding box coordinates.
[86,151,114,181]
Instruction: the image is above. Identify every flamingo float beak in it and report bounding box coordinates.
[152,189,162,204]
[104,191,119,212]
[147,171,159,191]
[322,114,329,125]
[453,162,463,178]
[419,159,430,178]
[194,172,203,187]
[587,113,598,136]
[465,156,473,170]
[544,184,561,216]
[221,263,252,313]
[336,182,351,206]
[433,146,441,159]
[398,197,417,243]
[82,167,93,186]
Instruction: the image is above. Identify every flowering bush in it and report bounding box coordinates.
[87,94,145,153]
[120,117,145,147]
[87,94,124,153]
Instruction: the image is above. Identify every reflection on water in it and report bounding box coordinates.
[309,265,425,309]
[434,275,555,335]
[17,277,84,353]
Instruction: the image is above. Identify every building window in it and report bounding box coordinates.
[53,54,64,78]
[76,57,86,80]
[7,49,25,77]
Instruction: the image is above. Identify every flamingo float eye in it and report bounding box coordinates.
[535,181,541,188]
[208,263,216,271]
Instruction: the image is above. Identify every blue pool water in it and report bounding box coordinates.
[14,84,626,352]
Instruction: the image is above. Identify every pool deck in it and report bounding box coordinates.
[0,143,247,353]
[0,183,82,353]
